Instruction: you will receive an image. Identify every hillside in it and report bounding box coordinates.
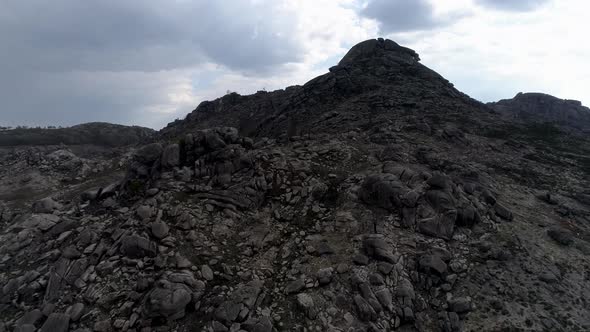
[489,92,590,133]
[0,39,589,332]
[0,122,155,147]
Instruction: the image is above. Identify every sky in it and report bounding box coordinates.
[0,0,588,129]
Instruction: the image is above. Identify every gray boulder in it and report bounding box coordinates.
[144,280,192,320]
[120,235,157,258]
[32,197,62,214]
[135,143,163,164]
[40,313,69,332]
[161,144,180,168]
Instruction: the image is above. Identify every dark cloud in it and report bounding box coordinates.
[0,0,301,73]
[0,0,304,128]
[360,0,445,33]
[475,0,550,12]
[0,70,191,128]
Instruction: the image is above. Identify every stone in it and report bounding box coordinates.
[135,143,163,164]
[547,226,574,245]
[375,288,393,311]
[363,234,396,263]
[66,303,85,322]
[40,313,70,332]
[494,203,513,221]
[15,325,35,332]
[215,301,243,323]
[201,265,214,281]
[136,205,153,221]
[359,175,406,210]
[353,253,369,265]
[296,293,318,319]
[151,221,169,239]
[427,172,451,190]
[120,235,157,258]
[448,297,472,313]
[32,197,62,213]
[285,279,305,294]
[396,279,415,300]
[417,212,457,240]
[15,309,43,327]
[161,143,180,168]
[241,316,273,332]
[144,280,192,320]
[205,131,227,150]
[316,268,333,285]
[62,245,82,259]
[354,294,376,322]
[93,319,111,331]
[419,255,447,275]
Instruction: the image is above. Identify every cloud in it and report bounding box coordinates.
[474,0,550,12]
[0,69,197,129]
[0,0,378,129]
[0,0,310,128]
[359,0,461,33]
[0,0,302,73]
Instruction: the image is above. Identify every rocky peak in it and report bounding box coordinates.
[337,38,421,67]
[489,92,590,132]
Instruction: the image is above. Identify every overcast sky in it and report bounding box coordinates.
[0,0,588,129]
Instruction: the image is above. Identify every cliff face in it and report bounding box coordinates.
[489,92,590,132]
[1,39,590,332]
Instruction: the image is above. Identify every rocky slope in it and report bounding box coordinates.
[1,38,589,332]
[489,92,590,133]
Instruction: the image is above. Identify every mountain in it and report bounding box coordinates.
[1,39,589,332]
[0,122,155,147]
[489,92,590,132]
[161,38,490,140]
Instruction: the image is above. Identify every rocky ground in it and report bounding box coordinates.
[0,39,589,332]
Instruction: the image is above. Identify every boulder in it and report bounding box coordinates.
[120,235,157,258]
[296,293,318,319]
[359,175,407,210]
[40,313,69,332]
[285,279,305,294]
[32,197,62,214]
[161,144,180,168]
[419,254,447,275]
[144,280,192,320]
[362,235,397,263]
[494,203,513,221]
[135,143,163,164]
[417,211,457,240]
[151,221,169,239]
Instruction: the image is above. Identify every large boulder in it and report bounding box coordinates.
[120,235,157,258]
[161,144,180,168]
[32,197,62,214]
[144,280,192,320]
[135,143,163,164]
[362,234,397,263]
[359,175,407,210]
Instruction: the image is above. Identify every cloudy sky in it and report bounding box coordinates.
[0,0,588,129]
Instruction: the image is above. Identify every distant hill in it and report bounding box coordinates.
[488,92,590,132]
[0,122,155,147]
